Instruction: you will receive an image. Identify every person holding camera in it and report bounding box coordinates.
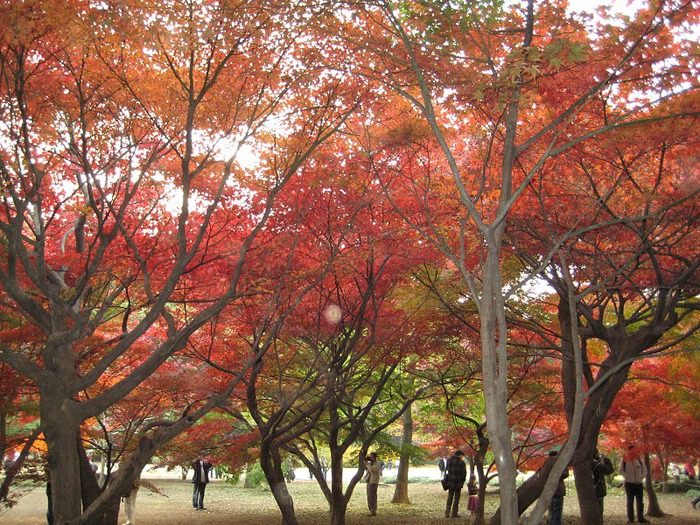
[591,448,613,517]
[364,452,382,516]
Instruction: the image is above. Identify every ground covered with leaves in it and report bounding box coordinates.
[3,476,699,525]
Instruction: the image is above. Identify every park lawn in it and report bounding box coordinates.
[2,477,699,524]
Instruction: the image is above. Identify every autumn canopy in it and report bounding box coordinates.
[0,1,698,525]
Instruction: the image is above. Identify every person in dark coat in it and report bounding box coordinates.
[544,450,568,525]
[438,457,446,477]
[444,450,467,518]
[592,448,613,517]
[191,457,213,510]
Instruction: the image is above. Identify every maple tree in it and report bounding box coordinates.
[327,1,700,523]
[1,3,698,525]
[508,95,700,522]
[0,1,360,523]
[601,351,700,504]
[214,146,444,525]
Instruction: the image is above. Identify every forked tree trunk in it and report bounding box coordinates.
[78,440,119,525]
[328,450,350,525]
[329,494,349,525]
[392,401,412,504]
[490,455,557,524]
[259,444,298,525]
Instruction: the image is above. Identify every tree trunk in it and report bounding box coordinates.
[572,460,601,525]
[329,494,349,525]
[44,407,83,523]
[657,452,669,494]
[259,444,298,525]
[472,423,488,525]
[483,242,518,525]
[644,453,664,517]
[329,448,349,525]
[557,287,639,525]
[558,296,602,525]
[392,401,412,504]
[78,440,119,525]
[490,454,557,524]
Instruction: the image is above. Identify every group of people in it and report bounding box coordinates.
[109,447,696,524]
[535,445,644,525]
[436,444,673,524]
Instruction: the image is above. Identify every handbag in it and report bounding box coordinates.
[441,476,449,491]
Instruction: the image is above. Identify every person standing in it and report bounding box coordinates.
[364,452,382,517]
[670,463,681,485]
[592,448,613,517]
[466,475,479,514]
[545,450,568,525]
[684,461,696,481]
[620,445,649,523]
[191,457,213,510]
[444,450,467,518]
[438,457,446,478]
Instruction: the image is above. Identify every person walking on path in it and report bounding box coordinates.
[364,452,382,517]
[620,445,649,523]
[191,457,213,510]
[444,450,467,518]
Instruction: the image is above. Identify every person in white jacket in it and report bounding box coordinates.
[364,453,382,516]
[619,445,648,523]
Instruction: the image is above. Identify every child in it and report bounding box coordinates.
[467,475,479,514]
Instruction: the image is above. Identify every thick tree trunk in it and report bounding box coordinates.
[558,297,602,525]
[259,445,298,525]
[329,449,349,525]
[46,424,83,522]
[391,401,412,504]
[572,461,601,525]
[329,495,349,525]
[557,288,643,525]
[77,440,119,525]
[644,453,664,517]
